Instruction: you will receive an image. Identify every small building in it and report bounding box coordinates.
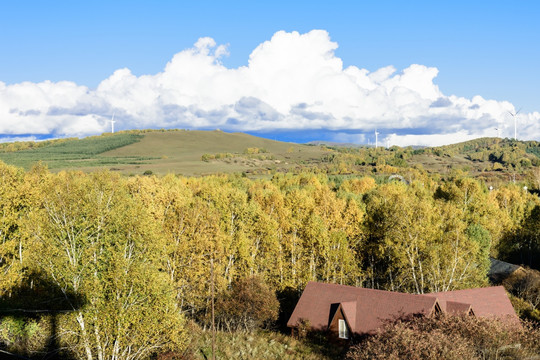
[287,282,519,340]
[488,257,525,283]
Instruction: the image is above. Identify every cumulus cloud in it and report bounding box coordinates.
[0,30,538,146]
[385,132,480,148]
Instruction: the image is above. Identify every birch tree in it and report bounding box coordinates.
[0,162,26,296]
[27,171,187,360]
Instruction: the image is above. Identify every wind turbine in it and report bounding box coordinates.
[375,130,379,149]
[111,113,116,134]
[495,127,501,138]
[508,108,521,140]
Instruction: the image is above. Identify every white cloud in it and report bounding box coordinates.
[0,29,538,146]
[385,132,480,148]
[0,135,39,144]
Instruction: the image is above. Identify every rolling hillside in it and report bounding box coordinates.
[0,130,330,176]
[0,130,538,180]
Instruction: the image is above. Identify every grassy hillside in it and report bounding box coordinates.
[0,130,330,176]
[0,131,538,179]
[100,130,332,176]
[409,137,540,181]
[0,133,152,170]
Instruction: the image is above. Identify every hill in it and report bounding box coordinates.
[0,130,330,176]
[0,131,538,180]
[411,137,540,180]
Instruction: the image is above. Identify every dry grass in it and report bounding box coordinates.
[96,130,329,176]
[0,130,532,181]
[187,329,336,360]
[0,130,330,176]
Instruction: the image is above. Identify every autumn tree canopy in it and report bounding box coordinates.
[1,160,539,358]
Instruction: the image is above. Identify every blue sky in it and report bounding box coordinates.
[1,1,539,146]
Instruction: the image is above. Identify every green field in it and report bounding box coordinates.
[0,133,154,171]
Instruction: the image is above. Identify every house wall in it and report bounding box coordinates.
[328,307,350,341]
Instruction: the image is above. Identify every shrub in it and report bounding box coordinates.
[0,316,52,356]
[504,269,540,309]
[201,153,214,162]
[346,315,540,360]
[215,276,279,332]
[243,147,268,155]
[504,268,540,322]
[510,295,540,322]
[296,319,311,339]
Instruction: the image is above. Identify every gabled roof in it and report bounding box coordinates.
[425,286,519,324]
[339,301,357,329]
[444,300,474,315]
[288,282,520,335]
[489,258,524,283]
[287,282,440,334]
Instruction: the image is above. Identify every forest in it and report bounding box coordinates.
[1,149,540,358]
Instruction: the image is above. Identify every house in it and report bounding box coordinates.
[488,257,525,283]
[287,282,519,340]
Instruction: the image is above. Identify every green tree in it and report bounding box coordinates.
[27,171,187,360]
[363,181,489,293]
[0,161,37,296]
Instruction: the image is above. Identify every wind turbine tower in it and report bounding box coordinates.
[111,113,116,134]
[375,130,379,149]
[508,109,521,140]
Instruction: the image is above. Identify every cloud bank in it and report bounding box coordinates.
[1,30,538,146]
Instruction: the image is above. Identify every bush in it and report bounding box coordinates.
[510,295,540,322]
[201,153,214,162]
[504,268,540,322]
[346,315,540,360]
[215,276,279,332]
[0,316,52,356]
[243,147,268,155]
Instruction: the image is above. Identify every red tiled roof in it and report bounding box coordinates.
[288,282,520,335]
[424,286,519,324]
[287,282,439,334]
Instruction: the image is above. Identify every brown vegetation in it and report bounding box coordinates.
[215,276,279,332]
[504,267,540,321]
[346,315,540,360]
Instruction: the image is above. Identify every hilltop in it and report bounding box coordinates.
[0,130,538,181]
